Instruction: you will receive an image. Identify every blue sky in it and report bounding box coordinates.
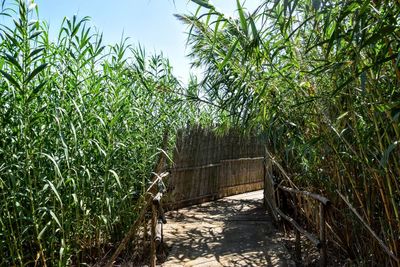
[31,1,259,83]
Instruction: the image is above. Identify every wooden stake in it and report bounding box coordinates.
[295,229,301,266]
[319,203,327,267]
[106,197,150,267]
[150,204,157,267]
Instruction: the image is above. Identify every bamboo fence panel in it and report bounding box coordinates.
[167,126,266,208]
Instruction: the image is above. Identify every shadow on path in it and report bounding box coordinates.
[162,190,294,267]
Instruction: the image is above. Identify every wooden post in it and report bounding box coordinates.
[295,229,301,266]
[294,194,301,266]
[106,197,152,267]
[143,214,149,241]
[276,187,281,210]
[155,219,163,246]
[150,204,157,267]
[263,148,278,221]
[263,152,267,207]
[319,203,327,267]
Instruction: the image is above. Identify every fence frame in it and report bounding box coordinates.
[264,153,330,267]
[167,127,266,208]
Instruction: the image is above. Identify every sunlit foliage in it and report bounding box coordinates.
[180,0,399,264]
[0,0,208,265]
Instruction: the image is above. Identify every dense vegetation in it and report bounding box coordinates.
[1,0,399,265]
[178,0,399,265]
[0,0,210,265]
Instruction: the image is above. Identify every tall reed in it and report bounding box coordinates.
[179,0,400,264]
[0,0,207,265]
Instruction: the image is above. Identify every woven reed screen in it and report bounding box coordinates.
[166,126,268,208]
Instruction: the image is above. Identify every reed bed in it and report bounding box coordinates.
[0,0,208,265]
[179,0,400,265]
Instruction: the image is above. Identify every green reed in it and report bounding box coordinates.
[180,0,400,264]
[0,0,207,265]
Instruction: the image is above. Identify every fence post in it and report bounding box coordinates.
[150,203,157,267]
[263,154,267,207]
[264,147,279,221]
[295,229,301,266]
[319,203,327,267]
[293,195,301,266]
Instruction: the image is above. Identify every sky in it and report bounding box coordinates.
[29,1,260,84]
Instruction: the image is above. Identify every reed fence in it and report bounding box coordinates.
[167,126,266,208]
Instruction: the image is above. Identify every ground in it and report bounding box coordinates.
[162,190,294,267]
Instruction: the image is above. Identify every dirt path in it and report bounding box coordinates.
[162,190,294,267]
